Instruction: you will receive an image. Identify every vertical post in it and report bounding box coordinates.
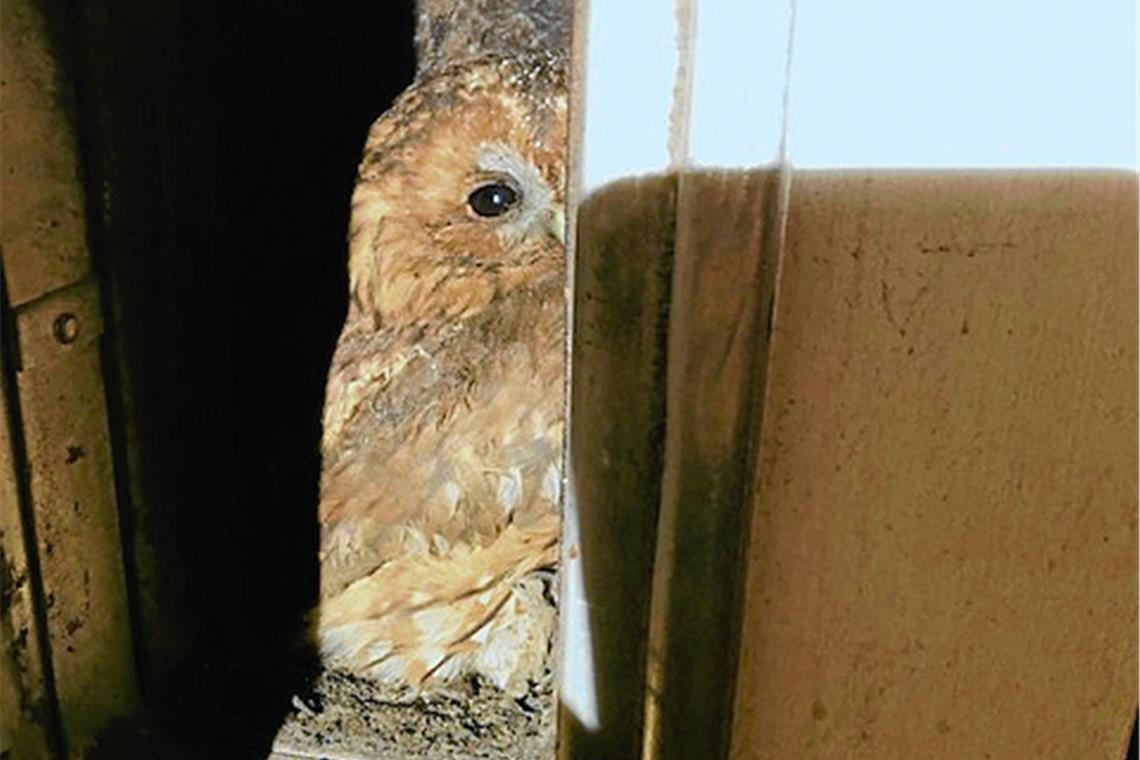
[641,168,784,758]
[1,0,139,754]
[562,1,797,757]
[414,0,572,74]
[559,2,682,754]
[559,175,678,757]
[643,3,797,752]
[1,283,58,760]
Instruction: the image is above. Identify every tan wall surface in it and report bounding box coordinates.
[731,171,1138,759]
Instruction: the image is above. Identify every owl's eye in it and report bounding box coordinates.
[467,182,519,218]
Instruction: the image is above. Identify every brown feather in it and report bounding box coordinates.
[314,55,567,693]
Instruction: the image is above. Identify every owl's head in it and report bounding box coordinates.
[347,55,567,327]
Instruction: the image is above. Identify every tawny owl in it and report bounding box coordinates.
[312,52,567,696]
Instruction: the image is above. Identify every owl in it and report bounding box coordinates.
[312,52,567,696]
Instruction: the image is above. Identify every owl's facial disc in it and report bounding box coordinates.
[469,143,562,247]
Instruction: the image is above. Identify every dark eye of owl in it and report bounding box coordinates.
[467,182,519,218]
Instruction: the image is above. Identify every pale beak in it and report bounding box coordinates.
[547,205,567,245]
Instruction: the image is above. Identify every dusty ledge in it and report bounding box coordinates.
[271,668,555,759]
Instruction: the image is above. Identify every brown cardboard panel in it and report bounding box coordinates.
[731,171,1138,759]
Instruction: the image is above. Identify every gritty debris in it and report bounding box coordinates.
[272,667,555,759]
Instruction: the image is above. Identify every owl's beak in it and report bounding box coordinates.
[547,206,566,245]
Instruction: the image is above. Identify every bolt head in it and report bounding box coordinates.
[53,313,79,344]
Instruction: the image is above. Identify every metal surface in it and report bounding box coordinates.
[0,0,92,309]
[10,281,139,755]
[1,291,57,760]
[1,0,139,754]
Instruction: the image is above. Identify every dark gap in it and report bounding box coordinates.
[51,0,415,753]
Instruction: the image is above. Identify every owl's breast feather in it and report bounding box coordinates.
[315,277,564,691]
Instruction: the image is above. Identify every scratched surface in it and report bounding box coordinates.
[1,0,139,754]
[732,170,1138,759]
[1,318,55,760]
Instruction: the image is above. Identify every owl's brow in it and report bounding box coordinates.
[473,143,529,177]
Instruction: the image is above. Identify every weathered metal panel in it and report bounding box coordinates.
[0,314,56,760]
[0,0,92,308]
[12,280,138,757]
[1,0,139,754]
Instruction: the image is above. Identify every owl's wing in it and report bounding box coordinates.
[314,290,563,689]
[317,288,563,600]
[314,510,558,687]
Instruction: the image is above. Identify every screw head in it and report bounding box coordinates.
[52,313,79,344]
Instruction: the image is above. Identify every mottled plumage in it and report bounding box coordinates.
[313,54,567,695]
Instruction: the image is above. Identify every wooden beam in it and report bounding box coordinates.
[414,0,571,74]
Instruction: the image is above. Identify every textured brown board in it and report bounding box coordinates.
[731,170,1138,759]
[414,0,571,75]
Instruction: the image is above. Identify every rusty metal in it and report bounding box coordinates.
[10,280,139,755]
[1,0,139,754]
[50,314,79,346]
[1,286,58,760]
[0,0,92,310]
